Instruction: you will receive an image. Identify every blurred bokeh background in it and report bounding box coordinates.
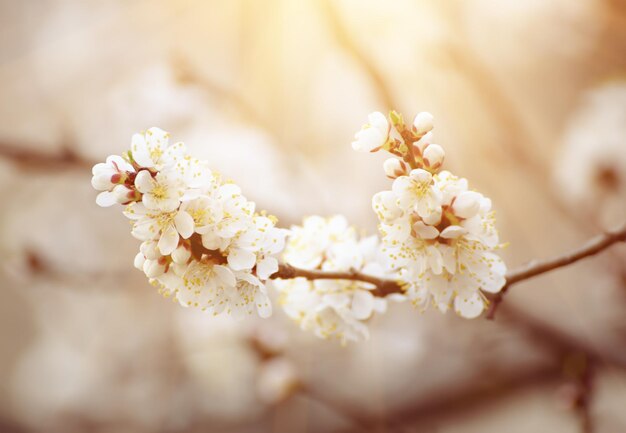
[1,0,626,432]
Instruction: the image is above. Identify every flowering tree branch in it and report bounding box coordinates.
[272,222,626,320]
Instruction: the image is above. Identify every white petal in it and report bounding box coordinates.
[409,168,432,184]
[228,248,256,270]
[255,290,273,318]
[413,112,434,134]
[133,252,146,270]
[323,293,350,309]
[452,191,482,219]
[131,133,153,167]
[440,225,467,239]
[171,245,191,264]
[158,224,179,255]
[256,257,278,280]
[134,170,154,193]
[413,221,439,239]
[143,259,166,278]
[174,211,195,239]
[351,290,375,320]
[214,265,236,287]
[140,240,161,260]
[96,191,116,207]
[454,291,485,319]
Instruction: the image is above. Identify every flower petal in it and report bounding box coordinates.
[158,224,179,255]
[351,290,375,320]
[134,170,154,194]
[174,211,195,239]
[454,291,485,319]
[256,257,278,280]
[228,248,256,270]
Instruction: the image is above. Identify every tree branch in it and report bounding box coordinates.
[486,222,626,319]
[272,222,626,319]
[0,141,94,170]
[272,263,404,297]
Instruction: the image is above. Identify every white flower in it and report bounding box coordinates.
[135,169,185,212]
[227,215,288,278]
[352,111,389,152]
[282,215,355,269]
[166,261,272,318]
[392,169,442,225]
[124,202,194,255]
[91,155,134,191]
[130,127,186,169]
[195,183,256,250]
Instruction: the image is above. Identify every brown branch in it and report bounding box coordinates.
[272,222,626,320]
[486,222,626,319]
[272,263,403,297]
[0,141,94,170]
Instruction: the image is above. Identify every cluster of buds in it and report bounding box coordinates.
[92,128,288,318]
[353,111,506,318]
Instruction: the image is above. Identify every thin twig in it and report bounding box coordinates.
[486,222,626,319]
[272,263,404,297]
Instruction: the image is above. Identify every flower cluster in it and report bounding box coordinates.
[353,111,506,318]
[91,127,288,318]
[273,216,391,343]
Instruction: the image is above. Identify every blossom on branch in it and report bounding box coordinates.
[273,216,392,344]
[91,129,287,318]
[357,111,507,318]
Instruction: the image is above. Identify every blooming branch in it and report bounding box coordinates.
[90,110,625,343]
[272,222,626,320]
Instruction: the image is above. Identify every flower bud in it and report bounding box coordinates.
[140,240,161,260]
[423,144,445,170]
[352,112,389,152]
[383,158,408,179]
[133,252,146,271]
[413,112,434,136]
[171,245,191,265]
[452,191,482,219]
[143,258,166,278]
